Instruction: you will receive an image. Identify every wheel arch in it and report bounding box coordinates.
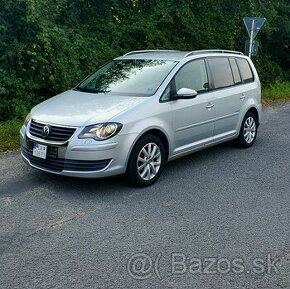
[125,128,170,171]
[247,107,259,126]
[143,129,169,160]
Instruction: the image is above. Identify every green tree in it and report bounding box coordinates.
[0,0,289,121]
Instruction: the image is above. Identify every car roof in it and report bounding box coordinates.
[115,50,245,62]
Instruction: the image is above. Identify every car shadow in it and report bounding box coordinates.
[44,141,237,188]
[12,139,258,200]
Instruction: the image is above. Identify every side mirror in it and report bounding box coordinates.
[173,88,198,100]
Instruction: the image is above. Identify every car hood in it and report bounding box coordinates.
[31,90,148,126]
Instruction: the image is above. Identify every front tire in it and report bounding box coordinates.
[236,112,258,148]
[126,134,166,187]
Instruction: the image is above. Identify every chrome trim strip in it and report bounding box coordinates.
[184,50,243,57]
[71,142,118,152]
[32,119,78,129]
[124,50,180,56]
[26,131,69,145]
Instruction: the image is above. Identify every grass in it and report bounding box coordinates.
[0,119,23,152]
[0,82,289,152]
[262,81,290,104]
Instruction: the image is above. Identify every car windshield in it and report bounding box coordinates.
[76,59,177,96]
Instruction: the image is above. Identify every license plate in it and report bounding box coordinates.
[32,143,47,159]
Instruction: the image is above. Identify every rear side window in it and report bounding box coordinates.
[207,58,234,89]
[236,58,254,83]
[229,58,242,84]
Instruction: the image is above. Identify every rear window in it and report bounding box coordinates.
[207,58,234,89]
[236,58,254,83]
[229,58,242,85]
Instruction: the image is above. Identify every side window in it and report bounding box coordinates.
[207,57,234,89]
[229,58,242,84]
[236,58,254,83]
[174,59,209,93]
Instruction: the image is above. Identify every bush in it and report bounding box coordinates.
[0,0,289,122]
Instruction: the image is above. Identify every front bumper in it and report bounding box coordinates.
[20,124,137,178]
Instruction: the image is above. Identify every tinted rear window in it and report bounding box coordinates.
[207,58,234,89]
[229,58,242,84]
[236,58,254,83]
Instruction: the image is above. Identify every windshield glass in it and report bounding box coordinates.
[77,59,177,96]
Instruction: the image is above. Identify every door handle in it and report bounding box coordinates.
[206,103,214,110]
[240,94,246,100]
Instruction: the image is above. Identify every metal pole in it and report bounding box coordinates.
[248,20,255,58]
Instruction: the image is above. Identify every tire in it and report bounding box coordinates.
[126,134,166,187]
[235,111,258,148]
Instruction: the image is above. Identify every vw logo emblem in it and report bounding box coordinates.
[42,125,50,138]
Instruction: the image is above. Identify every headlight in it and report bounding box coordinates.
[24,112,31,126]
[79,123,122,141]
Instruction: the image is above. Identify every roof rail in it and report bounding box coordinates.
[124,50,180,56]
[184,50,244,57]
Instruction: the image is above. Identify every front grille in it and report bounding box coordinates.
[29,120,76,142]
[22,148,111,173]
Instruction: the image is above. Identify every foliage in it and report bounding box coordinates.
[0,119,22,151]
[0,0,289,121]
[262,82,290,102]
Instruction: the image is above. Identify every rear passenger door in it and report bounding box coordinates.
[206,57,246,141]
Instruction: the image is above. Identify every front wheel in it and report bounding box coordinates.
[235,112,258,148]
[126,134,166,187]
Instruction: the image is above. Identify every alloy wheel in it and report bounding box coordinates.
[243,116,256,144]
[137,143,161,181]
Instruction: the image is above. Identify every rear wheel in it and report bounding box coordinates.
[235,112,258,148]
[126,134,166,187]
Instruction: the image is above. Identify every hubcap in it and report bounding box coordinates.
[137,143,161,181]
[243,116,256,144]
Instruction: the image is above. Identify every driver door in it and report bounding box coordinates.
[170,59,216,154]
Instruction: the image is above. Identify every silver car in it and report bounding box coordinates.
[20,49,262,186]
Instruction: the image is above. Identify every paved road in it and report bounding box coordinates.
[0,104,289,289]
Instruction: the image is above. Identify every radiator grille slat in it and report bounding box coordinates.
[29,120,76,142]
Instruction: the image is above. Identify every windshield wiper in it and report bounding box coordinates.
[95,89,111,93]
[74,87,110,94]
